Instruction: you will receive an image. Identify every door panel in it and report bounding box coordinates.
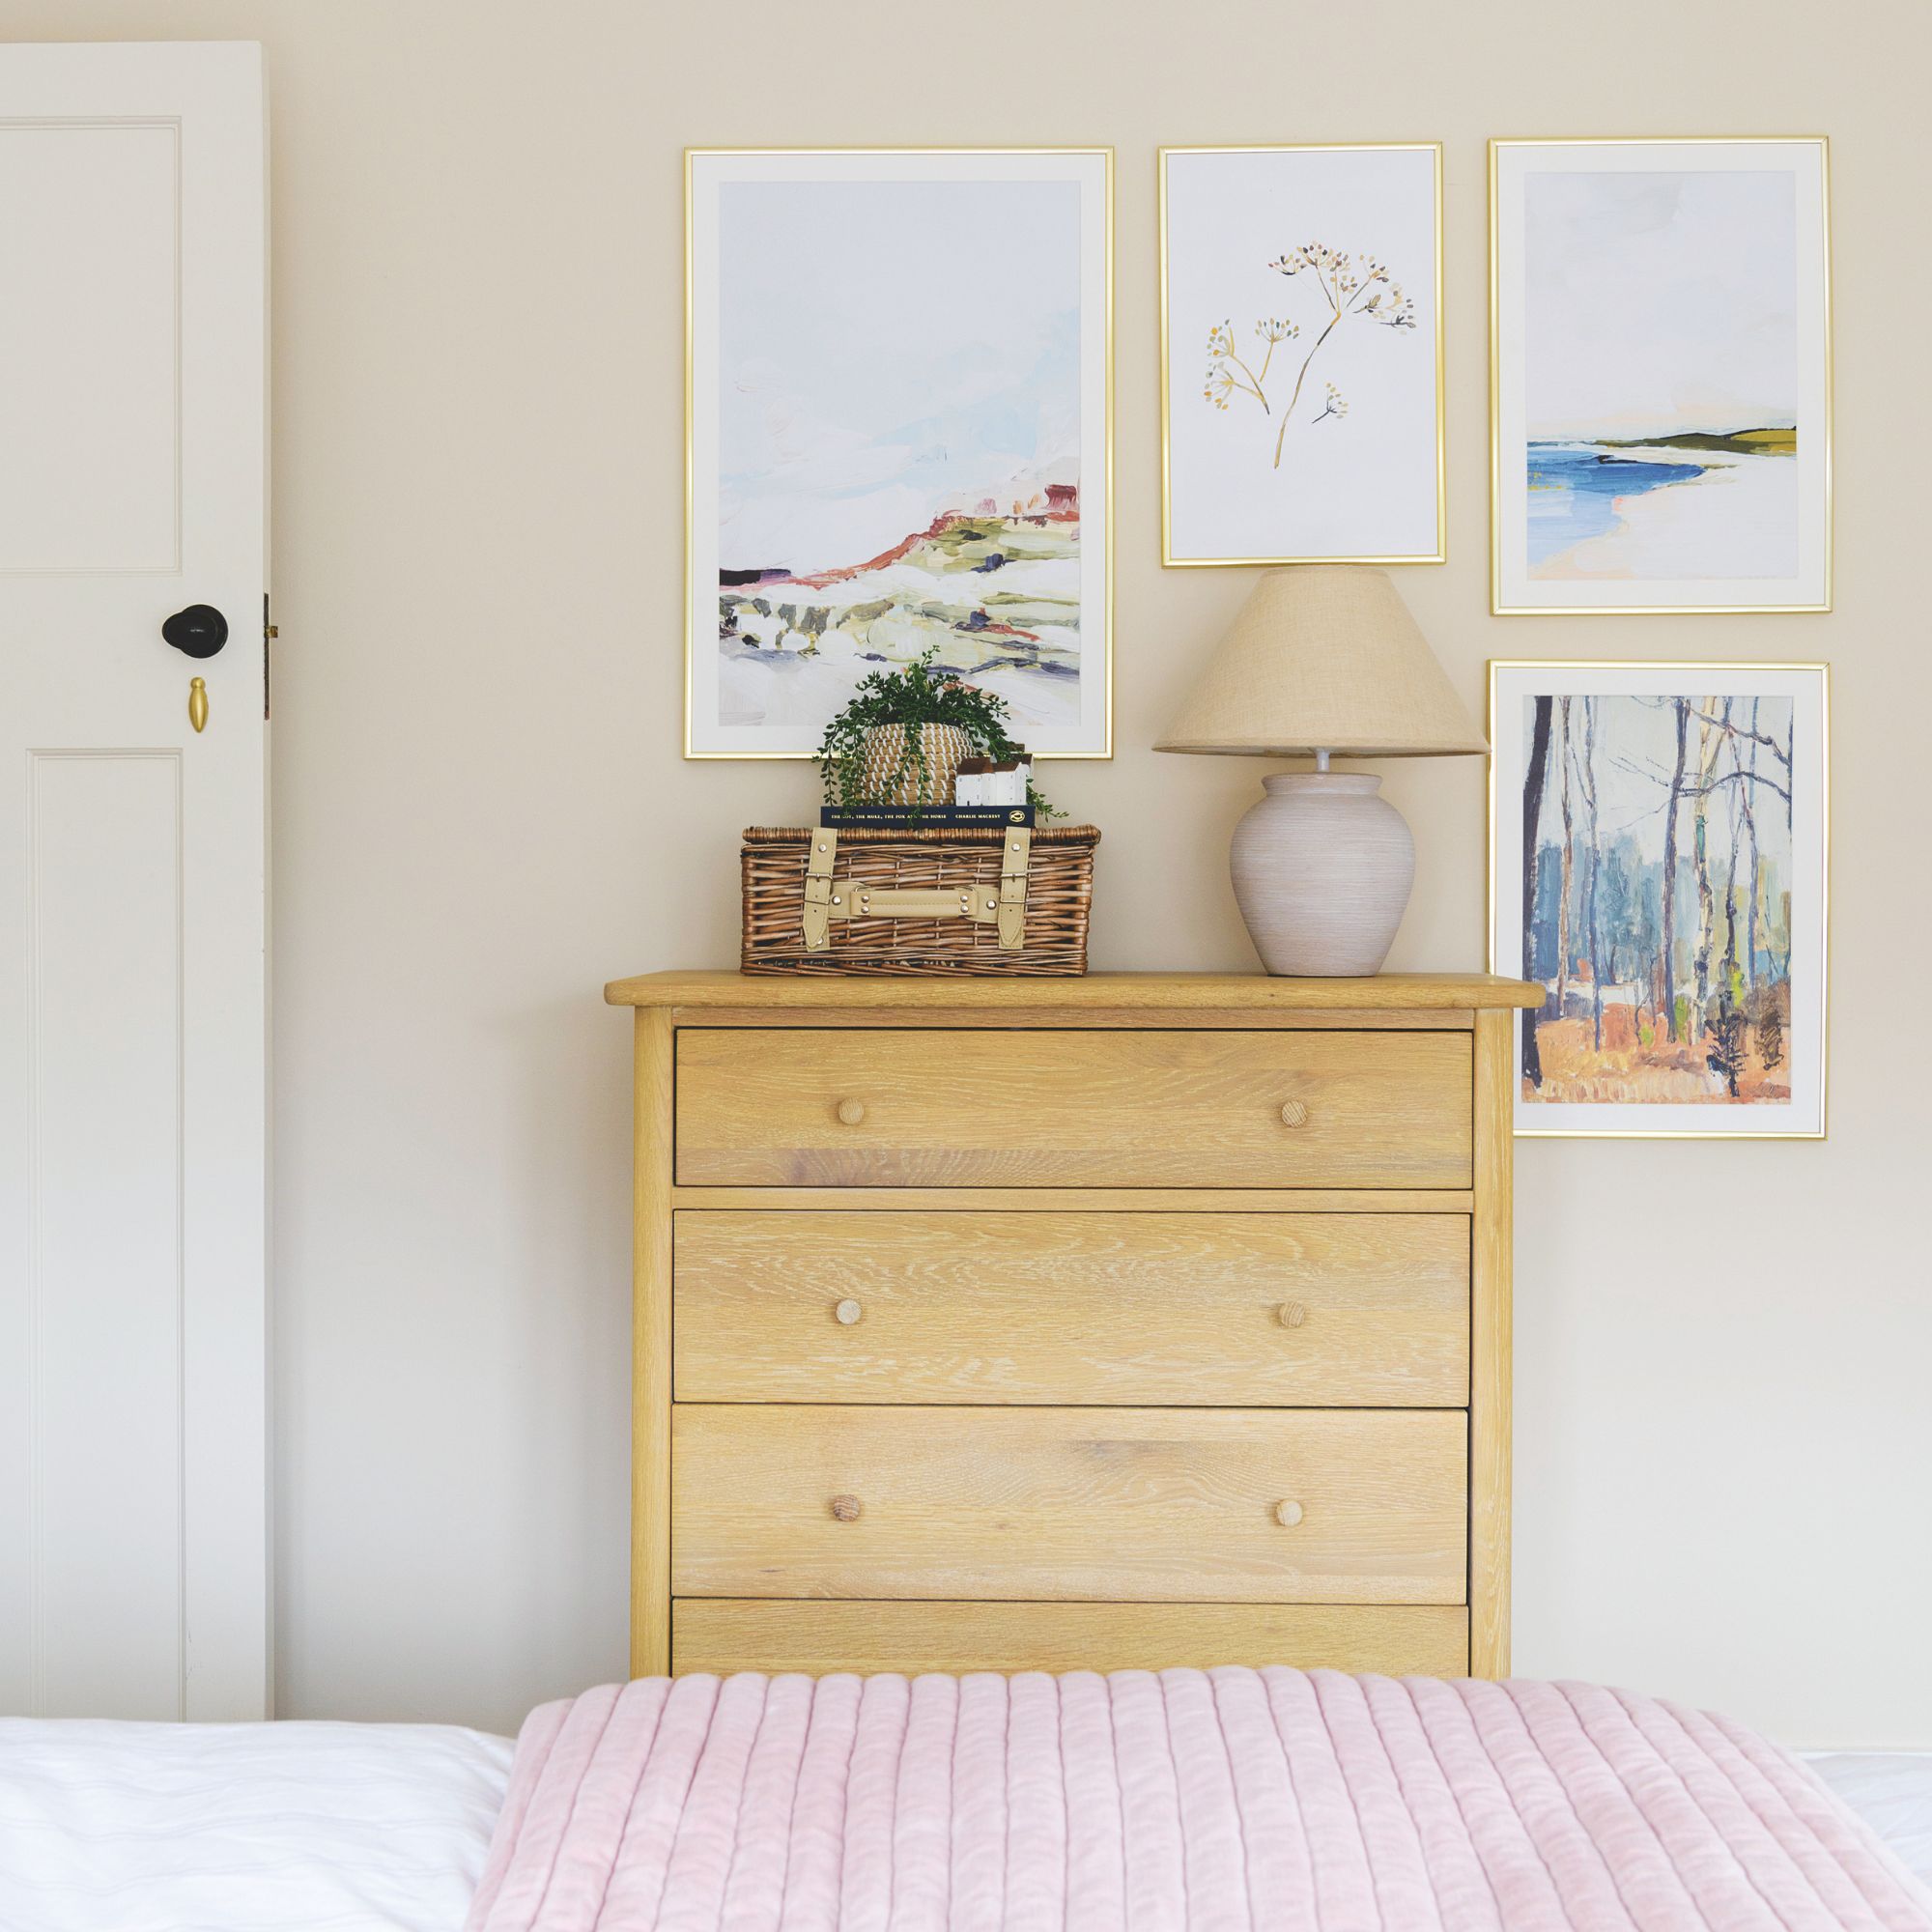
[28,753,185,1713]
[0,43,267,1720]
[0,121,180,572]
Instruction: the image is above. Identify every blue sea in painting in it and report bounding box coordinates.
[1526,443,1706,566]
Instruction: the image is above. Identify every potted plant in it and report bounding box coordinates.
[816,649,1059,821]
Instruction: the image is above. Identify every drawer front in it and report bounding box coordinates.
[674,1210,1469,1406]
[672,1405,1466,1605]
[672,1601,1470,1679]
[674,1028,1472,1189]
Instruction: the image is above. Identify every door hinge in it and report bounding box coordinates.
[264,594,277,720]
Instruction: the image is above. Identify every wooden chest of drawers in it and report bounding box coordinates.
[604,971,1541,1681]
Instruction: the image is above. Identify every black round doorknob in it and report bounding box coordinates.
[162,604,228,659]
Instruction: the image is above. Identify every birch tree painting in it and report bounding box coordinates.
[1520,692,1795,1105]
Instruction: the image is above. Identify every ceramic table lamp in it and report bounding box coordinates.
[1156,566,1487,977]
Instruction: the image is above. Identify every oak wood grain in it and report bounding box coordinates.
[674,1210,1470,1406]
[673,1006,1477,1033]
[630,1008,673,1678]
[1469,1008,1514,1678]
[668,1186,1477,1214]
[623,975,1516,1683]
[675,1028,1473,1189]
[671,1405,1467,1605]
[608,969,1545,1010]
[671,1600,1471,1678]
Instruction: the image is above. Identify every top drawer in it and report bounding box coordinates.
[675,1028,1472,1188]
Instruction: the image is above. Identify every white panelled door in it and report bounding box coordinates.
[0,43,268,1719]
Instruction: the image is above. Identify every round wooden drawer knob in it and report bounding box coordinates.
[1274,1499,1304,1528]
[1277,1300,1308,1329]
[1278,1099,1309,1128]
[830,1493,863,1522]
[835,1298,863,1325]
[836,1098,867,1126]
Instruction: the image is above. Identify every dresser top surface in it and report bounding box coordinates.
[604,970,1544,1012]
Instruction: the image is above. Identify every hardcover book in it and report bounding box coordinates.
[818,804,1036,830]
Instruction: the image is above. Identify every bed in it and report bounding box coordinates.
[1809,1753,1932,1894]
[0,1715,510,1932]
[2,1681,1928,1930]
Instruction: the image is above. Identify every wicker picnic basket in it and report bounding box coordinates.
[740,822,1099,976]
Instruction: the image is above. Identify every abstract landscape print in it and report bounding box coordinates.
[1160,145,1443,567]
[1491,140,1831,613]
[1490,663,1828,1138]
[685,150,1111,758]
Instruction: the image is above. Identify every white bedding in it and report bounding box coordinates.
[0,1717,512,1932]
[1804,1748,1932,1889]
[0,1716,1922,1929]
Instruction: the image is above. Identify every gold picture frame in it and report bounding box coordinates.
[683,146,1115,761]
[1487,658,1830,1140]
[1158,142,1446,568]
[1489,136,1833,615]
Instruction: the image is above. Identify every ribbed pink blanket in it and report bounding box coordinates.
[467,1668,1932,1930]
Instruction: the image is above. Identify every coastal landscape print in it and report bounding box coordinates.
[687,152,1110,756]
[1493,664,1827,1137]
[1162,146,1442,566]
[1492,141,1830,611]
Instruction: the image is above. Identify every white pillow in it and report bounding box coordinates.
[0,1717,512,1932]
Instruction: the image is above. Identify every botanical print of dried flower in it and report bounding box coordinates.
[1204,242,1414,468]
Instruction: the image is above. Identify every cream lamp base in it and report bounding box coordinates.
[1229,772,1415,977]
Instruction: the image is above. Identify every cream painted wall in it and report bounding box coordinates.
[4,0,1925,1743]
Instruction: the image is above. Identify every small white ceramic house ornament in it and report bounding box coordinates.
[954,754,1031,809]
[1156,567,1487,975]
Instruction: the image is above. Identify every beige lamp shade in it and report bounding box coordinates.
[1155,566,1488,758]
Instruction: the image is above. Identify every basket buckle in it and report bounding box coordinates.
[801,829,838,952]
[997,826,1031,949]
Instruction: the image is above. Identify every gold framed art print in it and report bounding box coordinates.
[1159,143,1445,568]
[685,147,1113,759]
[1490,137,1832,614]
[1489,659,1829,1139]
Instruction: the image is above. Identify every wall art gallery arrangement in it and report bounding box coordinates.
[682,141,1833,1137]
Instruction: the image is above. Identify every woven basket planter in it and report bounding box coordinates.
[853,723,973,808]
[741,823,1099,976]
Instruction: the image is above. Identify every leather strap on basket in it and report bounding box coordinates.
[847,883,992,920]
[801,828,837,952]
[802,823,1029,952]
[998,825,1031,950]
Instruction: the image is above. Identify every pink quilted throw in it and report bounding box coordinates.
[467,1667,1932,1930]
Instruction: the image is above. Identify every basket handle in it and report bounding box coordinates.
[845,885,994,919]
[800,825,1032,951]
